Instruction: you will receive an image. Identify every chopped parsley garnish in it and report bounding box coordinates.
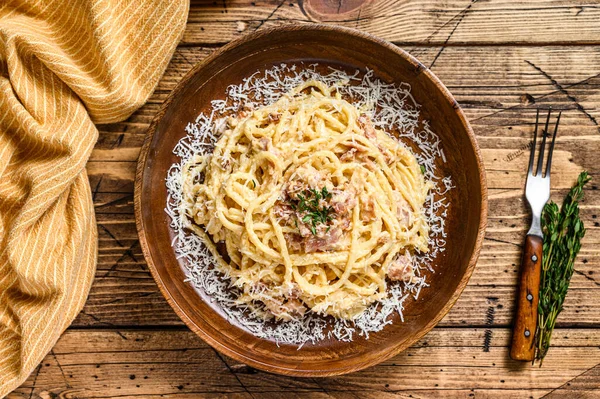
[288,187,335,235]
[420,165,426,174]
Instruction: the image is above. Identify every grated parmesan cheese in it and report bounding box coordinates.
[165,63,453,346]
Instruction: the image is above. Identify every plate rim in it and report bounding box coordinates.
[134,23,489,376]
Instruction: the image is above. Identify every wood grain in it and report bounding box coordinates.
[7,329,600,399]
[181,0,600,45]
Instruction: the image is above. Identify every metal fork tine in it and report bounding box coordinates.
[536,108,552,176]
[545,111,561,177]
[528,109,539,175]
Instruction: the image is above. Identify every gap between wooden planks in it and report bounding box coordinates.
[7,328,600,398]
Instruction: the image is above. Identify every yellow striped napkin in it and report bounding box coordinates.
[0,0,188,395]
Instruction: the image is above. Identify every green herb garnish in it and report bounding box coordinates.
[535,171,590,365]
[251,180,257,188]
[288,187,335,235]
[420,165,426,174]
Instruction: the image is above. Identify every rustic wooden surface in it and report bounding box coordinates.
[10,0,600,397]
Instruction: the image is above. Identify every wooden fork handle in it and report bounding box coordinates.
[510,234,542,361]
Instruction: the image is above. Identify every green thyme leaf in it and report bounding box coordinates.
[535,171,590,365]
[287,186,337,235]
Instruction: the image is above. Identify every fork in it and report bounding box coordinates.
[510,109,561,361]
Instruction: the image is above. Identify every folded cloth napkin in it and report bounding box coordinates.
[0,0,188,395]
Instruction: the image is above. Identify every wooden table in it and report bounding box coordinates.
[10,1,600,397]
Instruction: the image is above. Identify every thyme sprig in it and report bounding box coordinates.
[535,171,591,365]
[288,187,335,235]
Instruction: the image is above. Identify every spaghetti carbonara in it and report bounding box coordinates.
[180,81,431,320]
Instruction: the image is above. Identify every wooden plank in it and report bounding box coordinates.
[88,161,136,194]
[142,45,600,100]
[8,328,600,398]
[177,0,600,45]
[544,365,600,398]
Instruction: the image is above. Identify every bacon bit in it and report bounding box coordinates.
[279,169,356,249]
[360,194,376,222]
[337,216,351,231]
[284,233,303,251]
[387,252,417,283]
[286,283,302,299]
[258,137,271,151]
[393,191,412,226]
[256,136,282,159]
[296,165,324,188]
[330,189,357,214]
[347,140,365,150]
[358,114,394,165]
[237,104,255,119]
[340,147,358,162]
[220,157,231,170]
[381,149,394,165]
[346,142,368,158]
[285,180,305,196]
[274,204,295,222]
[254,282,306,321]
[296,221,313,238]
[304,227,342,253]
[358,114,377,141]
[263,297,306,321]
[285,222,346,253]
[268,113,281,123]
[377,235,389,244]
[362,159,377,171]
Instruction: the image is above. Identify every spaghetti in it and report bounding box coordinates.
[180,81,431,320]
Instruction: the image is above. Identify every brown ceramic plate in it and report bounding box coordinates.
[134,25,487,376]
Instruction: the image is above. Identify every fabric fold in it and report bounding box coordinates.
[0,0,188,395]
